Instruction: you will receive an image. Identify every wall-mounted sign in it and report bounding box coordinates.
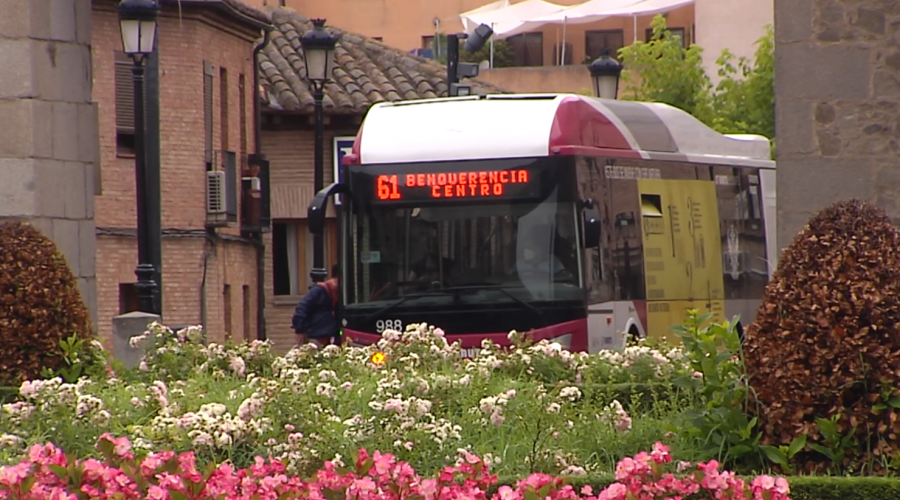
[333,136,356,205]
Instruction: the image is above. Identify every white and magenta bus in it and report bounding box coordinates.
[308,94,777,353]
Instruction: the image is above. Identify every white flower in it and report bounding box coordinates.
[560,386,582,402]
[546,402,561,413]
[0,434,24,449]
[229,357,246,377]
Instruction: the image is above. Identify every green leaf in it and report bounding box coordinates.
[760,445,788,466]
[808,443,834,460]
[886,396,900,408]
[170,492,188,500]
[787,434,807,457]
[48,464,68,481]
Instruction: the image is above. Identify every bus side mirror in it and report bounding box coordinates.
[307,182,352,235]
[582,208,601,248]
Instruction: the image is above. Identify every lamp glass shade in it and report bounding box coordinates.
[120,19,157,55]
[118,0,158,56]
[304,48,329,82]
[593,74,619,100]
[300,19,339,83]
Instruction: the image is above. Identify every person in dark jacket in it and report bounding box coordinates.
[292,264,340,348]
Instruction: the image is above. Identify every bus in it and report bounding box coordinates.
[307,93,777,353]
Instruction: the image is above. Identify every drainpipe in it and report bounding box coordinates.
[251,27,272,341]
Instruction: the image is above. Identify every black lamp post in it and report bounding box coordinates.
[118,0,160,314]
[300,19,339,285]
[588,49,623,100]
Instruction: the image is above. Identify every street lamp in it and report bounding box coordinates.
[588,49,623,100]
[118,0,160,314]
[300,19,339,285]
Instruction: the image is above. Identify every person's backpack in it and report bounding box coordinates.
[319,279,338,317]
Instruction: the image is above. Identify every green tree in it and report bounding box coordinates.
[709,25,774,141]
[617,15,714,123]
[430,33,516,68]
[616,16,775,155]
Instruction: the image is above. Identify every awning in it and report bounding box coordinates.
[462,0,695,38]
[460,0,567,39]
[526,0,644,25]
[461,0,511,33]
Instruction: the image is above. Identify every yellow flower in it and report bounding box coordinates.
[371,352,386,366]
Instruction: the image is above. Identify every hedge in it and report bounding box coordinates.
[491,475,900,500]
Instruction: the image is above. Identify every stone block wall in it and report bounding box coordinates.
[0,0,99,322]
[775,0,900,249]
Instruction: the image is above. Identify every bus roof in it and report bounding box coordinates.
[348,94,775,169]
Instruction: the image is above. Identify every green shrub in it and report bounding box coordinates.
[490,475,900,500]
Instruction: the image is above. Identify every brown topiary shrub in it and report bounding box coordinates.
[0,221,93,387]
[745,199,900,474]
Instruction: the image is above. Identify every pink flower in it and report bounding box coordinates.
[598,482,627,500]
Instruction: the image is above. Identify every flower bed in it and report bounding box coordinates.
[1,324,697,479]
[0,433,791,500]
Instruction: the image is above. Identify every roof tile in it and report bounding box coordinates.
[259,8,506,114]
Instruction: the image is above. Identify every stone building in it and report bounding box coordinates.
[91,0,271,344]
[774,0,900,249]
[0,0,99,322]
[257,8,504,350]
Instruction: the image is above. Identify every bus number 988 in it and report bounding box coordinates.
[376,319,402,333]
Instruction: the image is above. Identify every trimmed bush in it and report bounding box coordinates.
[744,200,900,473]
[491,475,900,500]
[0,221,93,386]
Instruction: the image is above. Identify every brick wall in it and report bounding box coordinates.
[91,2,263,345]
[261,126,358,352]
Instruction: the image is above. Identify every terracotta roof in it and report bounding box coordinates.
[259,8,507,115]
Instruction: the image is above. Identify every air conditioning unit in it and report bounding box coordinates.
[206,171,226,215]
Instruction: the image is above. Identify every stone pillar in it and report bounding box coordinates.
[0,0,99,322]
[112,311,160,369]
[774,0,899,250]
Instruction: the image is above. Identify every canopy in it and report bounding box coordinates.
[592,0,695,17]
[527,0,644,25]
[460,0,511,33]
[460,0,567,39]
[462,0,695,38]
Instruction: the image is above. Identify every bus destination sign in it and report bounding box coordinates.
[373,168,538,203]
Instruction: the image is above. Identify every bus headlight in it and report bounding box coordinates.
[549,333,572,350]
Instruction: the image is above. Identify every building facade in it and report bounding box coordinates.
[0,0,99,322]
[257,8,504,351]
[774,0,900,249]
[91,0,271,344]
[243,0,771,94]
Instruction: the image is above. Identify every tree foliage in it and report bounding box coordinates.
[617,16,774,152]
[429,33,516,68]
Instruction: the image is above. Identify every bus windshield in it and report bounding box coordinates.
[345,188,583,308]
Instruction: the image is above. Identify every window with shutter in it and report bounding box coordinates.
[220,67,229,151]
[507,33,543,67]
[115,51,136,156]
[238,73,248,173]
[224,150,238,223]
[204,60,215,167]
[585,30,625,62]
